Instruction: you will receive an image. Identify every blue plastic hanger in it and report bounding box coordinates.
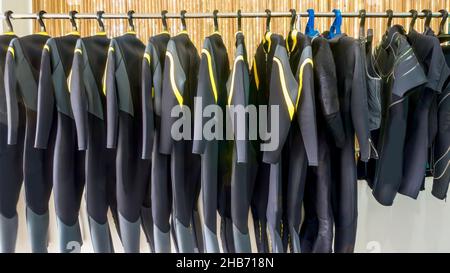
[305,9,319,37]
[328,9,342,38]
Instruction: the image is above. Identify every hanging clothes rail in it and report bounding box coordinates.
[0,11,446,20]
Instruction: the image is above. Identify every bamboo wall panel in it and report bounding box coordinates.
[32,0,450,64]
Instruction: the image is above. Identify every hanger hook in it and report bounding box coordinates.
[359,9,366,39]
[386,9,394,28]
[180,10,187,31]
[213,10,219,32]
[127,10,135,32]
[161,10,168,32]
[438,9,448,35]
[237,9,242,31]
[265,9,271,32]
[289,9,296,30]
[96,11,105,32]
[409,9,418,32]
[422,9,432,30]
[4,10,14,33]
[37,10,47,32]
[69,10,78,31]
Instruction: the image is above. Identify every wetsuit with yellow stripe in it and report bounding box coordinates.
[141,32,171,253]
[34,32,86,253]
[5,32,54,253]
[159,31,203,253]
[70,33,119,253]
[193,32,233,253]
[105,32,153,253]
[0,32,24,253]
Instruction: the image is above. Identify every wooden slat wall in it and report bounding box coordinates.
[32,0,449,62]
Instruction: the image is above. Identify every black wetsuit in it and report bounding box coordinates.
[398,29,450,199]
[5,33,55,253]
[0,33,23,253]
[70,33,119,253]
[227,31,254,253]
[105,32,153,253]
[159,31,203,253]
[34,33,85,253]
[193,33,233,253]
[328,34,371,253]
[141,32,171,253]
[432,45,450,199]
[300,35,345,253]
[372,26,427,206]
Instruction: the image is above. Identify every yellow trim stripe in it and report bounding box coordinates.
[144,52,151,64]
[67,70,72,93]
[160,30,170,35]
[286,29,298,53]
[7,47,15,58]
[273,57,295,120]
[74,48,83,55]
[108,47,115,52]
[178,30,189,35]
[165,51,184,106]
[36,31,49,36]
[96,31,107,36]
[201,49,218,103]
[3,32,15,36]
[44,45,50,52]
[295,58,313,108]
[126,31,137,35]
[228,55,244,105]
[103,47,115,95]
[67,31,80,36]
[252,57,259,89]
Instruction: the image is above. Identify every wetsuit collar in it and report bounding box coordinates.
[96,31,107,36]
[36,31,49,36]
[3,31,15,36]
[67,31,81,36]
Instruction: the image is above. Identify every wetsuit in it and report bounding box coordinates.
[0,32,24,253]
[193,32,233,253]
[432,45,450,199]
[300,35,344,253]
[105,32,153,253]
[372,26,427,206]
[328,34,372,253]
[34,33,85,253]
[398,29,450,199]
[159,31,203,253]
[141,32,172,252]
[70,33,119,253]
[5,32,54,253]
[227,31,254,253]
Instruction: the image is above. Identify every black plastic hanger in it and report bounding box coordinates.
[265,9,271,33]
[4,10,14,33]
[290,9,296,31]
[37,10,47,32]
[161,10,168,32]
[180,10,187,31]
[409,9,418,33]
[422,9,432,32]
[213,10,219,32]
[96,11,105,32]
[437,9,450,43]
[386,9,394,29]
[69,10,78,32]
[127,10,135,32]
[359,9,366,39]
[237,9,242,32]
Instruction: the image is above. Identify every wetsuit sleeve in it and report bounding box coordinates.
[35,42,55,149]
[70,39,88,151]
[313,39,345,148]
[263,45,299,164]
[141,44,154,159]
[193,38,216,155]
[159,40,186,155]
[351,43,371,162]
[295,46,318,166]
[105,41,118,149]
[4,41,19,145]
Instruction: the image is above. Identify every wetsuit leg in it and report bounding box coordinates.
[251,159,270,253]
[266,161,284,253]
[0,103,24,253]
[299,172,318,253]
[53,117,85,253]
[141,178,155,253]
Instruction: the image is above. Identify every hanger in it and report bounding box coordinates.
[180,10,187,31]
[386,9,393,29]
[265,9,271,33]
[161,10,168,32]
[37,10,47,33]
[437,9,450,43]
[4,10,14,33]
[328,9,342,38]
[127,10,135,32]
[409,9,418,33]
[96,11,105,33]
[237,9,242,32]
[213,10,219,33]
[359,9,366,39]
[305,9,319,37]
[422,9,432,32]
[290,9,296,31]
[69,10,78,32]
[287,9,297,53]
